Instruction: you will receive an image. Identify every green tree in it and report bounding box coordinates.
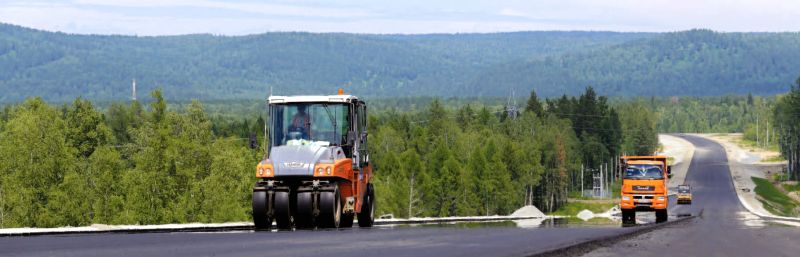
[525,90,544,117]
[0,98,75,227]
[65,98,112,158]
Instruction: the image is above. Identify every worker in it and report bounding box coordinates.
[291,105,311,139]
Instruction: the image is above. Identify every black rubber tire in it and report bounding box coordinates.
[274,191,293,230]
[318,184,341,228]
[656,209,668,223]
[340,213,354,228]
[621,209,635,224]
[357,183,375,227]
[295,191,315,229]
[252,190,272,230]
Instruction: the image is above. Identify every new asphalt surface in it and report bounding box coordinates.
[1,134,795,257]
[584,134,800,257]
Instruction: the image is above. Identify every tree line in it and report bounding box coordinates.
[0,88,658,228]
[369,87,657,217]
[774,77,800,180]
[0,91,259,228]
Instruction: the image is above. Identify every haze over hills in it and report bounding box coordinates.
[0,23,798,102]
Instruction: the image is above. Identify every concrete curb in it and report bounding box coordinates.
[0,215,549,237]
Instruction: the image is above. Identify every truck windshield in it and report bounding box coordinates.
[269,103,349,147]
[624,164,664,180]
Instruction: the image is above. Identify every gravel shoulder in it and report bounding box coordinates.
[658,134,694,189]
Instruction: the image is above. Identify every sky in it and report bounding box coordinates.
[0,0,798,35]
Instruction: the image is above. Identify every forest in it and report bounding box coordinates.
[774,78,800,180]
[0,87,658,228]
[0,23,648,102]
[3,23,800,102]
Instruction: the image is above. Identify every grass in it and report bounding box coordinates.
[550,201,616,216]
[752,177,798,216]
[738,138,781,152]
[763,155,786,162]
[781,182,800,192]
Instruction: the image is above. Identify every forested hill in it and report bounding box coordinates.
[0,23,798,102]
[0,23,649,102]
[475,30,800,97]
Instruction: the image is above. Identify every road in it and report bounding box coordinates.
[585,134,800,256]
[1,135,797,257]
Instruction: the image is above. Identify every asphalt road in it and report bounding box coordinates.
[585,134,800,257]
[1,134,795,257]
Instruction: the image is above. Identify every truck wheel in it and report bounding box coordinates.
[621,209,635,224]
[274,190,293,230]
[358,183,375,227]
[295,191,315,229]
[656,209,668,223]
[318,184,341,228]
[252,190,272,230]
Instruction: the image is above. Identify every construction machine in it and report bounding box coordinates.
[676,184,692,205]
[619,156,672,224]
[252,90,375,229]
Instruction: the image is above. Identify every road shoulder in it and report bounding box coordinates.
[658,134,694,189]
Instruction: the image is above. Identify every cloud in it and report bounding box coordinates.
[498,8,527,18]
[0,0,799,35]
[72,0,377,19]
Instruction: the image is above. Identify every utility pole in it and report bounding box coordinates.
[600,165,604,198]
[756,116,759,146]
[505,89,519,120]
[131,79,137,101]
[766,121,769,148]
[580,164,584,196]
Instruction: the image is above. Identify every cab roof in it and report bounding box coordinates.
[268,95,359,104]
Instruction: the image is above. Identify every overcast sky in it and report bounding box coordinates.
[1,0,798,35]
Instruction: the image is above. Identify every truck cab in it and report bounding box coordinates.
[619,156,672,224]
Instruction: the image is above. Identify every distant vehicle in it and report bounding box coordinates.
[251,89,375,230]
[677,184,692,205]
[619,156,672,224]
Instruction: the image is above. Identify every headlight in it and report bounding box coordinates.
[318,168,324,175]
[326,167,331,175]
[258,168,264,176]
[657,196,666,201]
[622,196,630,201]
[265,168,271,176]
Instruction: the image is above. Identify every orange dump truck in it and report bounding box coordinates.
[619,156,672,223]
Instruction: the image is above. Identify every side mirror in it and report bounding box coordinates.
[668,174,673,179]
[667,165,672,175]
